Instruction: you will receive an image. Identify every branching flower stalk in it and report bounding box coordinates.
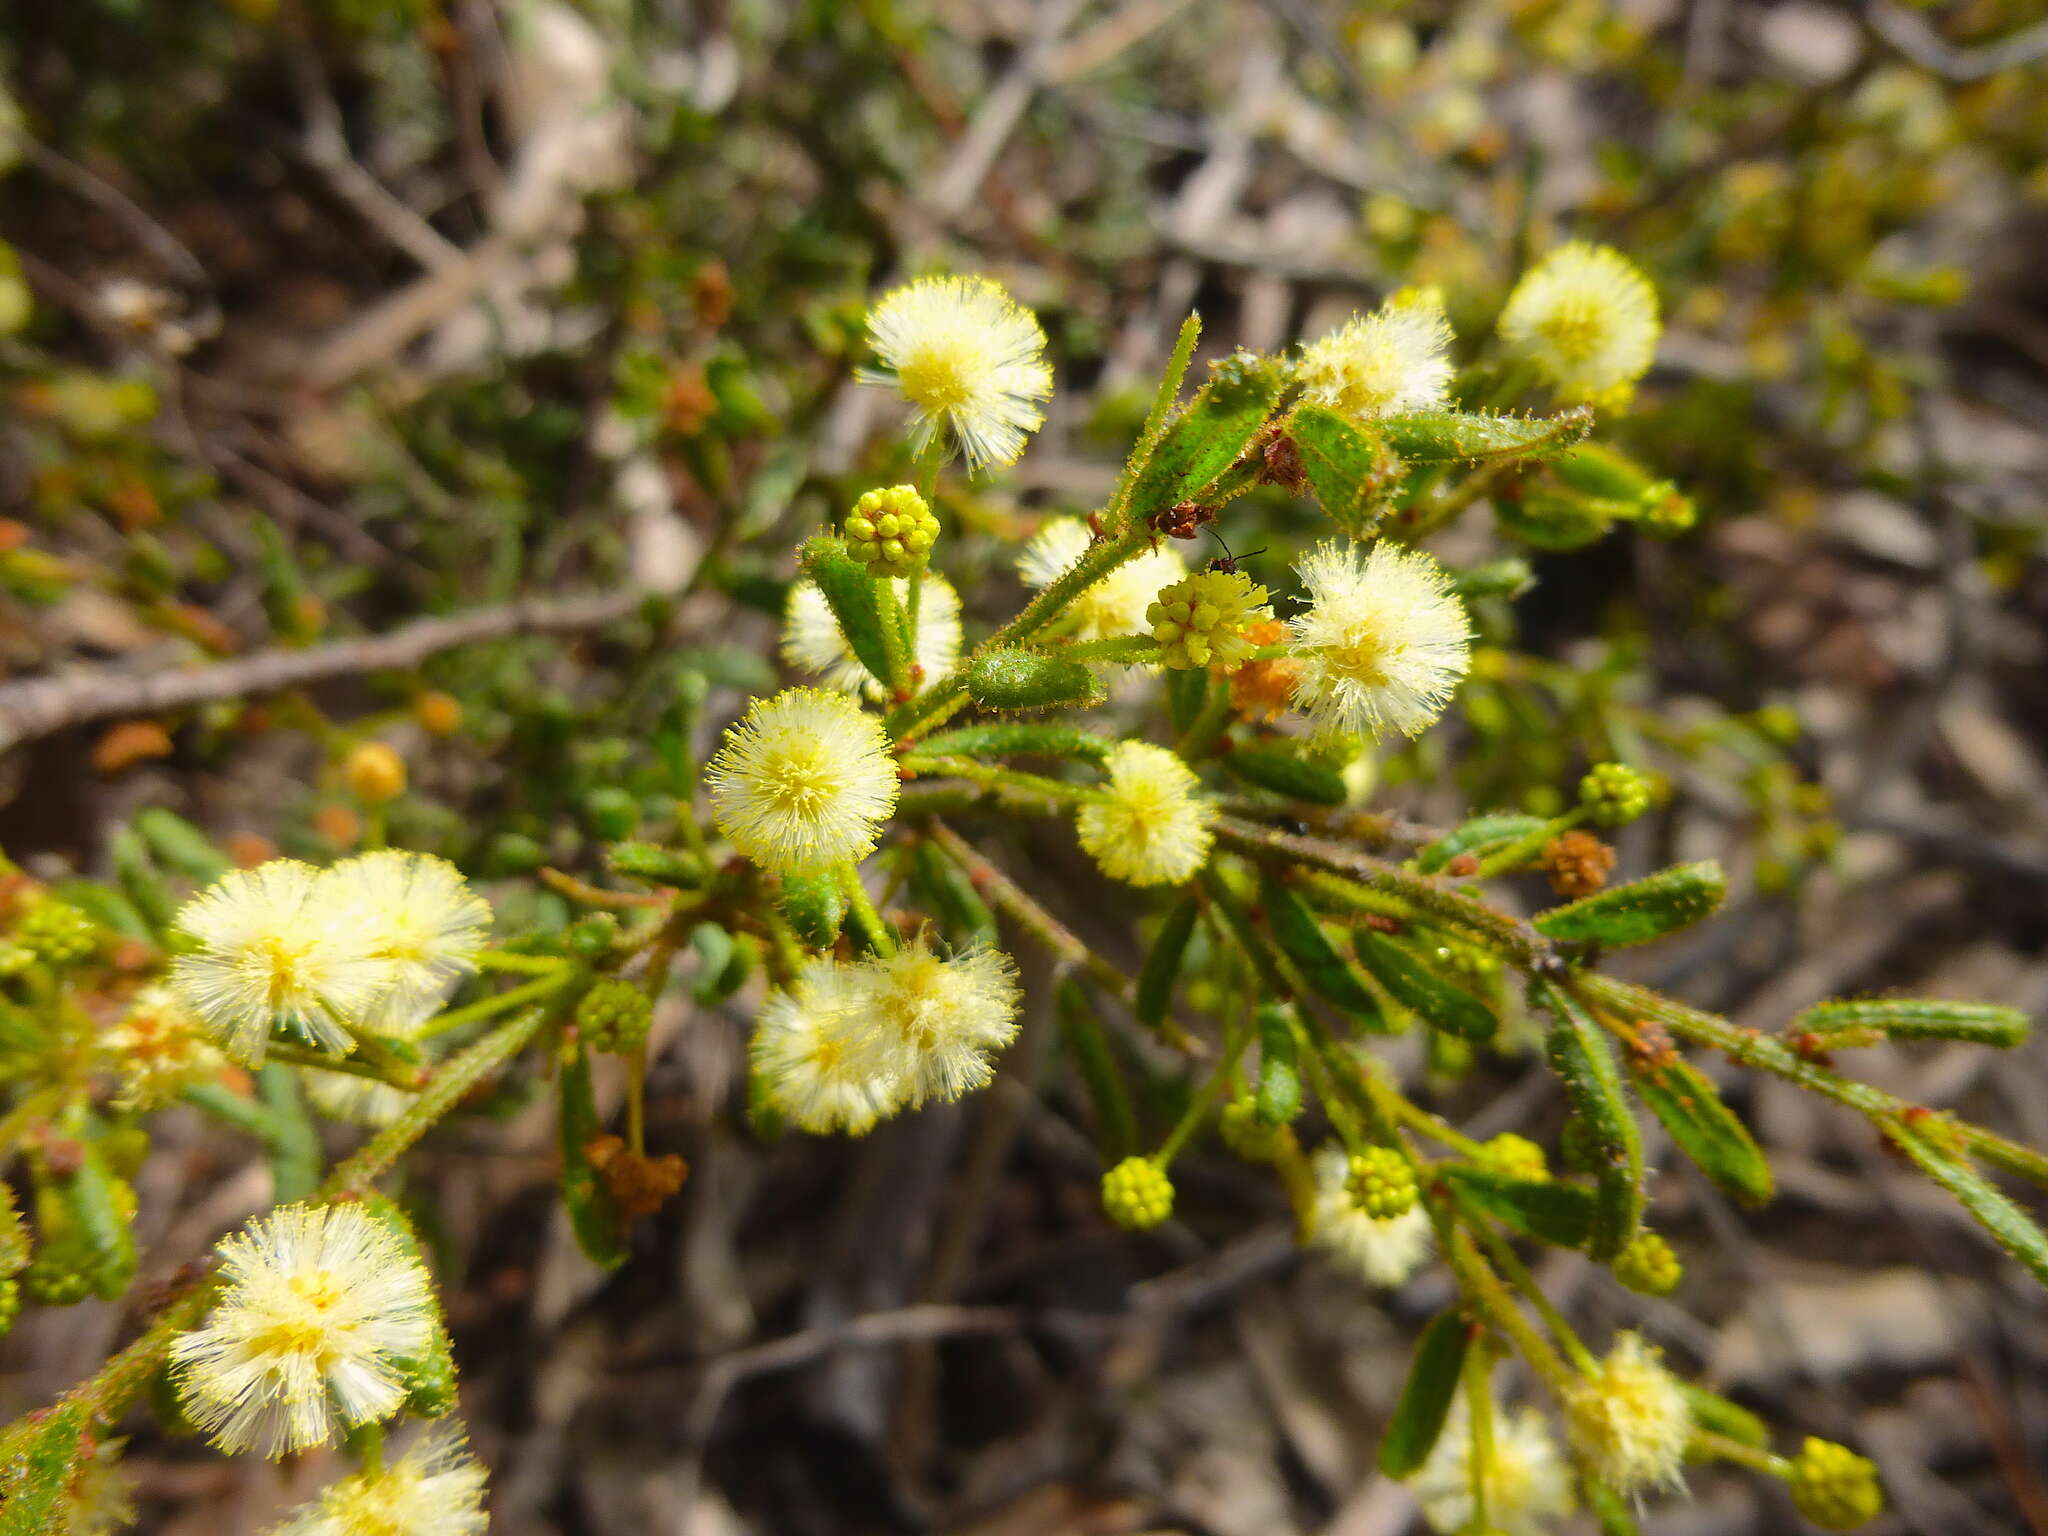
[3,261,2036,1533]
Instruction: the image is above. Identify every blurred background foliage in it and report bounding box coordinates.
[0,0,2045,1531]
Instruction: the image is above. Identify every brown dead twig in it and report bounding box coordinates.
[0,586,660,757]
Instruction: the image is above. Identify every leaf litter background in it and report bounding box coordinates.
[1,1,2046,1532]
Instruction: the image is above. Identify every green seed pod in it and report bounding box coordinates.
[966,648,1104,713]
[1534,862,1726,949]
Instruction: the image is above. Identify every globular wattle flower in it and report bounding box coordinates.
[836,940,1022,1107]
[1563,1331,1693,1494]
[1298,292,1455,420]
[1286,539,1471,741]
[706,688,900,877]
[752,956,907,1135]
[1409,1400,1575,1536]
[169,1203,437,1457]
[322,849,491,1026]
[169,861,398,1065]
[1497,242,1660,408]
[860,275,1054,471]
[270,1424,489,1536]
[1075,741,1215,887]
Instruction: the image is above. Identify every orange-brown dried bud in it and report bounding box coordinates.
[91,720,173,775]
[310,803,361,849]
[662,364,716,436]
[413,690,463,736]
[692,259,734,328]
[1544,830,1616,898]
[227,832,280,868]
[586,1134,689,1218]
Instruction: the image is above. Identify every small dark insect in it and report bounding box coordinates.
[1149,499,1214,540]
[1204,528,1266,576]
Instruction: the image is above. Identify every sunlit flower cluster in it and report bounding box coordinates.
[1286,540,1472,741]
[102,985,228,1110]
[269,1424,488,1536]
[1564,1331,1693,1494]
[1498,242,1660,408]
[1075,741,1216,887]
[861,274,1054,471]
[169,852,490,1067]
[753,939,1022,1131]
[1298,291,1455,419]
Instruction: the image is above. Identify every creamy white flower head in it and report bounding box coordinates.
[1411,1401,1575,1536]
[1016,516,1185,641]
[170,1202,436,1458]
[1299,297,1455,419]
[269,1423,488,1536]
[1310,1145,1433,1287]
[1497,242,1659,408]
[170,861,398,1065]
[861,274,1054,472]
[753,956,906,1134]
[320,850,491,1026]
[838,941,1022,1106]
[103,984,228,1110]
[60,1434,135,1536]
[707,688,900,876]
[1076,741,1215,887]
[1564,1331,1692,1495]
[303,995,436,1128]
[783,573,963,699]
[1287,540,1471,741]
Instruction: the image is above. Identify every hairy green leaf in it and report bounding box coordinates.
[1377,407,1592,464]
[1793,997,2029,1049]
[1223,748,1348,806]
[1534,980,1643,1260]
[1286,404,1401,535]
[1256,1003,1303,1126]
[1354,929,1496,1040]
[1535,862,1726,949]
[918,723,1114,763]
[1377,1308,1469,1477]
[799,535,909,695]
[1259,870,1387,1026]
[1415,813,1549,874]
[966,648,1104,712]
[1136,895,1200,1036]
[1125,350,1291,519]
[1890,1120,2048,1288]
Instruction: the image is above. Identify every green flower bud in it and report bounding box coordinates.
[1613,1231,1683,1296]
[1789,1438,1884,1530]
[1346,1145,1418,1219]
[584,786,642,841]
[1579,762,1653,828]
[565,913,621,960]
[1101,1156,1174,1231]
[844,485,940,576]
[1476,1132,1549,1183]
[576,977,653,1055]
[15,899,98,967]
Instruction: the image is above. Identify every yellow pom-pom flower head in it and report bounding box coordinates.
[1498,242,1660,408]
[321,850,491,1026]
[707,688,900,877]
[1409,1400,1575,1536]
[271,1423,489,1536]
[1286,540,1471,741]
[861,274,1053,472]
[169,1202,437,1458]
[783,573,962,699]
[1076,741,1215,887]
[1147,568,1272,670]
[753,957,907,1135]
[838,940,1022,1107]
[1563,1331,1692,1495]
[1101,1157,1175,1230]
[169,860,398,1065]
[1298,295,1455,420]
[1017,516,1185,641]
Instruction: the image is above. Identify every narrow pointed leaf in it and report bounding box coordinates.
[1135,895,1200,1035]
[1889,1121,2048,1288]
[1256,1003,1303,1126]
[1627,1051,1773,1206]
[1377,1309,1470,1477]
[1355,929,1496,1040]
[1223,748,1348,806]
[1793,998,2028,1049]
[799,535,908,694]
[1535,862,1726,949]
[1259,869,1386,1025]
[1377,407,1592,464]
[1415,813,1549,875]
[1534,980,1642,1260]
[1126,350,1291,518]
[1446,1165,1600,1249]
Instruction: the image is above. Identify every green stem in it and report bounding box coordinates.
[1440,1225,1577,1393]
[900,754,1095,806]
[475,949,567,975]
[265,1039,419,1087]
[1689,1429,1792,1477]
[1470,1212,1598,1374]
[1464,1339,1496,1529]
[1157,1013,1252,1165]
[417,968,578,1042]
[838,863,897,958]
[321,1004,554,1200]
